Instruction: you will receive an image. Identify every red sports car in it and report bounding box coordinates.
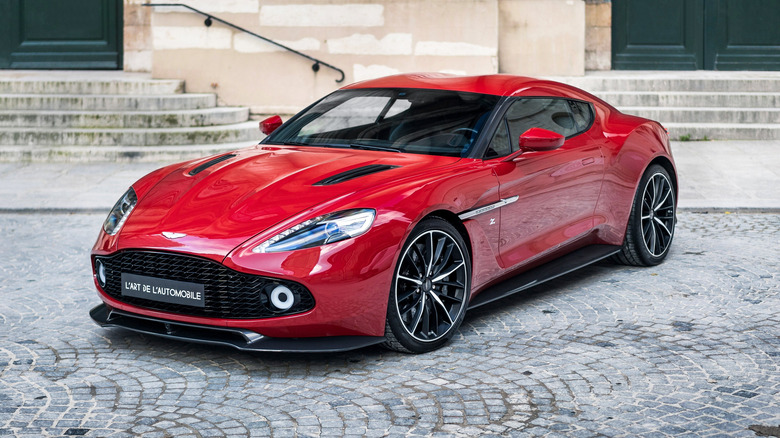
[90,74,677,353]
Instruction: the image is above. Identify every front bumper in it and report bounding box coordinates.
[93,230,399,337]
[90,304,385,353]
[94,250,315,319]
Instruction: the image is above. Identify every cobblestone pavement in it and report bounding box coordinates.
[0,212,778,437]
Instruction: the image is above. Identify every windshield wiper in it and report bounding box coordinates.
[282,141,344,149]
[349,143,401,153]
[280,141,400,152]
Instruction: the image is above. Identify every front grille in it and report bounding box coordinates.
[95,251,314,319]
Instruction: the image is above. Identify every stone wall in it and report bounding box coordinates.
[585,0,611,71]
[144,0,499,113]
[124,0,153,72]
[498,0,585,76]
[128,0,593,113]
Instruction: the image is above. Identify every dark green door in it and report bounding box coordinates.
[706,0,780,70]
[0,0,122,69]
[613,0,780,70]
[612,0,704,70]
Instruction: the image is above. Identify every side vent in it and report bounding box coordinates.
[188,154,236,176]
[314,164,400,186]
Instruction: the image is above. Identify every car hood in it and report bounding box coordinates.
[117,145,460,259]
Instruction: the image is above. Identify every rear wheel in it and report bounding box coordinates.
[614,164,676,266]
[383,218,470,353]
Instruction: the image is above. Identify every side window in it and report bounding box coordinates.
[483,98,594,159]
[503,98,591,147]
[568,100,593,132]
[485,120,510,158]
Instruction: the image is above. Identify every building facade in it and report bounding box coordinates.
[1,0,778,113]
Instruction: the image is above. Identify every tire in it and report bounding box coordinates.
[383,218,471,353]
[614,164,676,266]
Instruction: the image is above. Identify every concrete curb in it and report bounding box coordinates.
[0,140,777,212]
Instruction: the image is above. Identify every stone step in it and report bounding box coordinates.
[0,107,250,128]
[664,123,780,141]
[549,71,780,92]
[620,107,780,124]
[596,91,780,108]
[0,93,216,111]
[0,78,184,95]
[0,121,261,146]
[0,141,262,163]
[563,77,780,93]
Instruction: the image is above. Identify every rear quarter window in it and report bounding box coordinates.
[505,98,593,141]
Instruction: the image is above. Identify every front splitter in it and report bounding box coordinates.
[90,304,386,353]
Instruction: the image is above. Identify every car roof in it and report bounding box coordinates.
[341,73,594,100]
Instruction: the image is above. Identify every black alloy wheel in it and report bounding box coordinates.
[384,218,470,353]
[614,164,676,266]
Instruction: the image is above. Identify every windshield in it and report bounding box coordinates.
[266,88,501,157]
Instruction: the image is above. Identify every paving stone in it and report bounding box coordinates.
[0,212,778,436]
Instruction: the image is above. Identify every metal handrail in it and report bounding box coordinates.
[143,3,345,83]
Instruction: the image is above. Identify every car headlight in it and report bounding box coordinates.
[253,209,375,253]
[103,187,138,235]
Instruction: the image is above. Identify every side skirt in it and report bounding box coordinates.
[89,304,386,353]
[468,244,621,309]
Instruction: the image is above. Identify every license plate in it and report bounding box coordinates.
[121,273,205,308]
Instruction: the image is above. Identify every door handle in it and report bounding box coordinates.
[582,157,595,165]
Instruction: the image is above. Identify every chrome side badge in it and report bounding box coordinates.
[458,196,519,220]
[162,232,187,239]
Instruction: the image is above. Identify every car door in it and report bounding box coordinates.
[487,98,604,268]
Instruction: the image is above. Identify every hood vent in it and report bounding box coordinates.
[314,164,400,186]
[188,154,237,176]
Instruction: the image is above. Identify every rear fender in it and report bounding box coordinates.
[593,122,672,245]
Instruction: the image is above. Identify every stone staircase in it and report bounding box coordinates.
[0,71,261,162]
[553,71,780,141]
[2,71,778,164]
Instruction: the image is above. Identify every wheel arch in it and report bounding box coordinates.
[594,119,675,246]
[425,209,473,263]
[613,158,677,266]
[384,208,473,353]
[648,155,678,200]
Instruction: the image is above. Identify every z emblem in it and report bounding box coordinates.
[162,232,187,239]
[490,218,496,225]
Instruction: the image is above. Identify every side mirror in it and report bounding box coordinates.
[260,115,283,135]
[501,127,565,161]
[518,127,564,151]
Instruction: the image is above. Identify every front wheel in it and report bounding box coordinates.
[614,164,676,266]
[383,218,471,353]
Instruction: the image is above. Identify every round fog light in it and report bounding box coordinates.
[96,259,107,287]
[270,285,294,311]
